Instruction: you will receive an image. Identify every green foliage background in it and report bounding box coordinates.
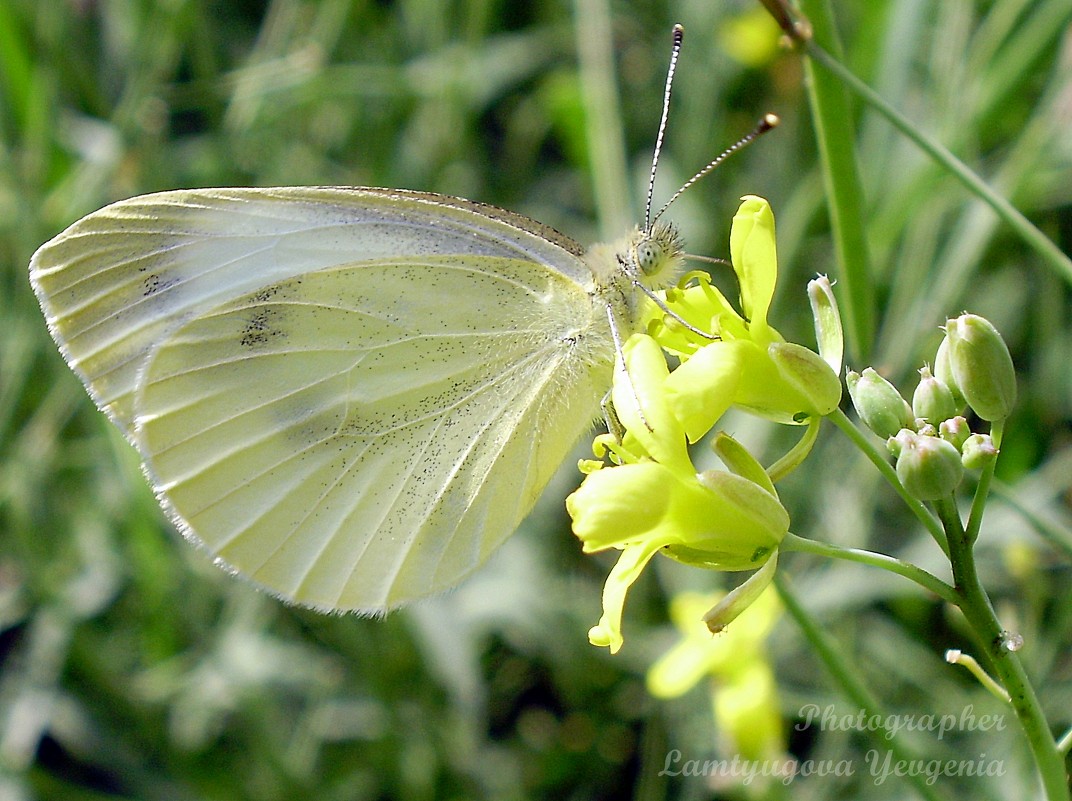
[1,1,1070,799]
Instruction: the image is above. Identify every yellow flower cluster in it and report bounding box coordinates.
[568,197,842,653]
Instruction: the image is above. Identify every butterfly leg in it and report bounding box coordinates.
[600,390,626,442]
[604,304,653,433]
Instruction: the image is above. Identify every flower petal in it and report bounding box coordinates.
[663,340,750,443]
[588,541,662,654]
[730,196,778,339]
[651,277,750,353]
[714,664,784,761]
[646,636,717,698]
[567,462,672,552]
[614,335,691,471]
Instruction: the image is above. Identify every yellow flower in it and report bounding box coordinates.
[567,336,788,654]
[648,589,785,761]
[649,196,842,440]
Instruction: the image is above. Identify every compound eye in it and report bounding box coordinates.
[635,240,664,275]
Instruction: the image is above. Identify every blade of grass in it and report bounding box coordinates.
[774,573,953,801]
[572,0,631,238]
[802,40,1072,288]
[795,0,875,362]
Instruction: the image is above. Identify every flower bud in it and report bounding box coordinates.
[933,336,967,412]
[807,275,843,374]
[769,342,843,418]
[912,365,958,426]
[886,428,910,459]
[938,416,971,451]
[915,422,937,438]
[893,430,964,501]
[846,367,913,439]
[961,433,998,470]
[943,314,1017,421]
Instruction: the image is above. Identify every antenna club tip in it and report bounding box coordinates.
[759,113,780,132]
[672,23,684,40]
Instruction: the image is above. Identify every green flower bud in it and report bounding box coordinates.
[768,341,843,418]
[664,470,788,570]
[807,275,843,374]
[912,365,958,426]
[961,433,998,470]
[893,430,964,501]
[939,416,971,451]
[933,336,967,412]
[846,367,913,439]
[886,428,911,459]
[943,314,1017,421]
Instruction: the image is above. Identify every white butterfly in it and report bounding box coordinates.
[30,24,774,613]
[30,185,685,612]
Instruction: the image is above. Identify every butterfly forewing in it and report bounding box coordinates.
[29,187,591,438]
[32,188,614,612]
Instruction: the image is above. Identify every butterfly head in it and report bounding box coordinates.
[628,221,684,291]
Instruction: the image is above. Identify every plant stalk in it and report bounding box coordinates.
[936,498,1069,800]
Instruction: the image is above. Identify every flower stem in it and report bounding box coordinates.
[936,497,1070,800]
[780,532,956,604]
[944,649,1010,703]
[828,408,949,555]
[1057,726,1072,756]
[767,416,821,483]
[964,419,1003,545]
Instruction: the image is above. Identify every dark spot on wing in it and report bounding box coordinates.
[143,273,161,295]
[142,273,180,297]
[251,285,280,303]
[237,282,298,348]
[240,306,283,348]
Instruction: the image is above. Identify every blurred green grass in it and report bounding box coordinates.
[1,1,1070,799]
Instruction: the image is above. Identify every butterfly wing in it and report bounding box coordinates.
[31,188,613,612]
[30,187,593,436]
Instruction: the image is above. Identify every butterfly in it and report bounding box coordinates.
[30,184,687,612]
[29,25,775,613]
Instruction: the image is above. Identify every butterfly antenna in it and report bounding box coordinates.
[644,24,685,234]
[650,113,780,226]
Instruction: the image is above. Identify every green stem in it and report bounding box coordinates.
[945,649,1010,703]
[774,574,951,801]
[964,419,1003,546]
[767,416,821,483]
[781,532,956,604]
[828,408,948,555]
[803,41,1072,288]
[936,497,1070,800]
